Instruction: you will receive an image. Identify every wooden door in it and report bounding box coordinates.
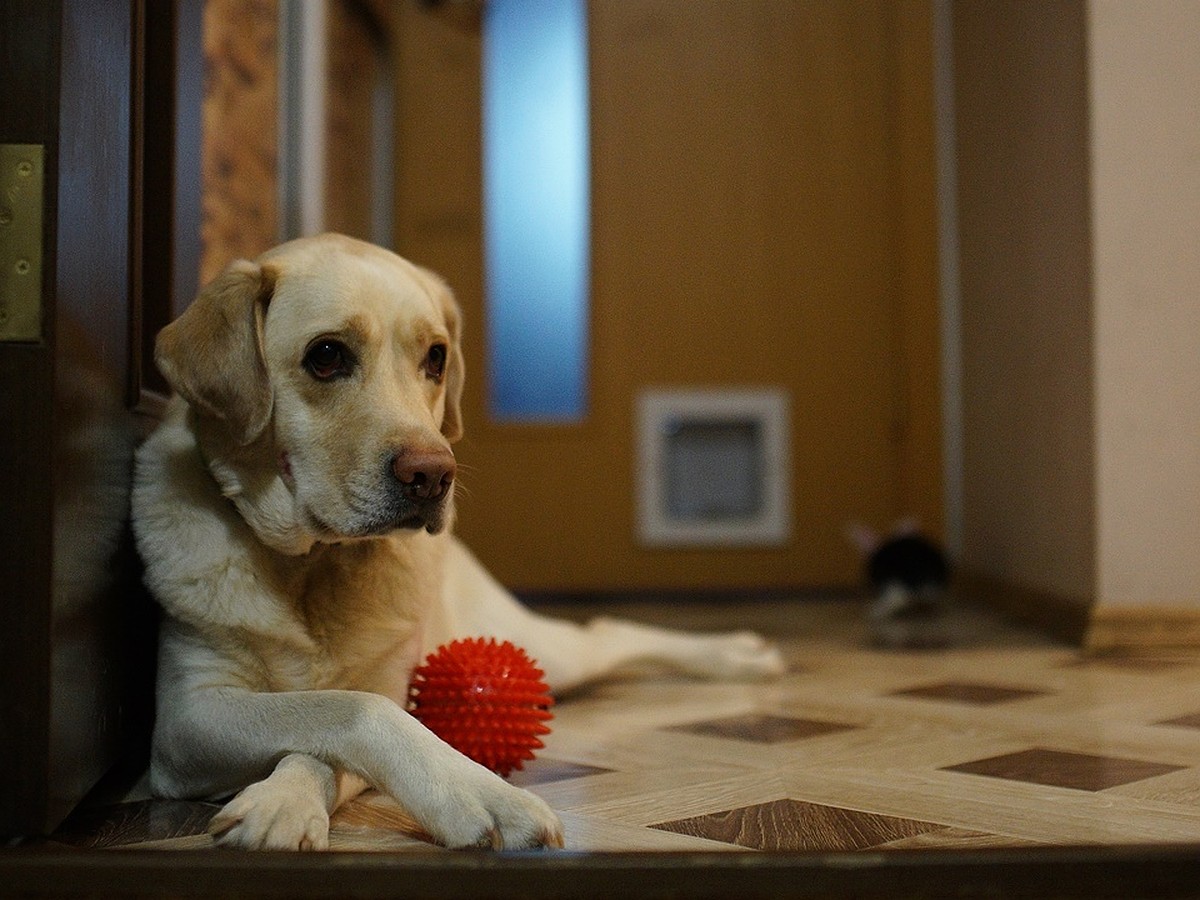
[397,0,941,593]
[0,0,199,835]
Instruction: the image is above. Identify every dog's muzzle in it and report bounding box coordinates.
[390,448,456,532]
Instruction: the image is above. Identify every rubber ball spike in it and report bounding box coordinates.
[406,637,554,778]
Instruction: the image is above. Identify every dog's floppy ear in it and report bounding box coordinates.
[416,266,465,443]
[155,259,277,446]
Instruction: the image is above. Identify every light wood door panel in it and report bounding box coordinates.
[396,0,941,592]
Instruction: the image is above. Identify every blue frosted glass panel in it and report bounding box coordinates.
[483,0,589,421]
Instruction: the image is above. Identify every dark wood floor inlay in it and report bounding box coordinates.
[651,798,945,852]
[1156,711,1200,730]
[507,759,613,787]
[669,713,858,744]
[942,748,1186,792]
[888,681,1049,706]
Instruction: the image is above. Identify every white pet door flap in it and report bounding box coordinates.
[637,388,791,547]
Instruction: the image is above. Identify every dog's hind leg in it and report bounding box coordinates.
[436,538,787,694]
[521,615,787,694]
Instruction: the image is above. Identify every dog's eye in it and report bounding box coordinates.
[303,339,353,381]
[424,344,447,382]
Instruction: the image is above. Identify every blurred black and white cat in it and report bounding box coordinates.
[848,520,950,649]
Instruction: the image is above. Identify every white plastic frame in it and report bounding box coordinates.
[636,387,792,547]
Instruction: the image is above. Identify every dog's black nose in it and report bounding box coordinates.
[392,448,456,502]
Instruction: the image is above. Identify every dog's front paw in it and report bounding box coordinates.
[693,631,788,680]
[420,770,564,851]
[209,780,330,851]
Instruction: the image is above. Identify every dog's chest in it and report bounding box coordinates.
[279,537,442,698]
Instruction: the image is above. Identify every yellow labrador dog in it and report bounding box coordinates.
[132,234,785,851]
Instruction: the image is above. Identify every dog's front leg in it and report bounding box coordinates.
[206,753,364,850]
[156,687,563,850]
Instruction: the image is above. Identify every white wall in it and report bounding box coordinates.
[1089,0,1200,609]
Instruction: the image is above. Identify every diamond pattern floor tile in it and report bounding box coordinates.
[942,748,1187,792]
[509,759,613,787]
[651,798,945,852]
[1156,712,1200,730]
[888,681,1049,705]
[668,713,859,744]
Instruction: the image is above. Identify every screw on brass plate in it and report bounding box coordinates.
[1,143,44,342]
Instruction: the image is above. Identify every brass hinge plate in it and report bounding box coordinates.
[0,144,45,343]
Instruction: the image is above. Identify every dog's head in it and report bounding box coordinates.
[155,234,465,545]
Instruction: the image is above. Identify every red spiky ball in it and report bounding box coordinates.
[407,637,554,778]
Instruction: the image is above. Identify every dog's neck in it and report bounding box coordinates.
[191,411,318,557]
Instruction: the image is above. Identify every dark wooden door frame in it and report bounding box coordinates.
[136,0,203,406]
[0,0,60,839]
[0,0,201,836]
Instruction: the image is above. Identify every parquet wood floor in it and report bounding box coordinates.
[35,598,1200,855]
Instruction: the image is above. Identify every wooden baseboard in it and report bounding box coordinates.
[1086,606,1200,654]
[959,572,1092,645]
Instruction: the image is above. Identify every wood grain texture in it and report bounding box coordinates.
[28,597,1200,854]
[652,798,944,852]
[943,749,1186,793]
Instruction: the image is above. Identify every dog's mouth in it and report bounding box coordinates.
[294,459,454,541]
[383,508,449,536]
[389,489,451,535]
[310,497,449,540]
[395,510,446,534]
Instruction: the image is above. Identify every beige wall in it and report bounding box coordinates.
[953,1,1096,608]
[954,0,1200,639]
[1089,0,1200,611]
